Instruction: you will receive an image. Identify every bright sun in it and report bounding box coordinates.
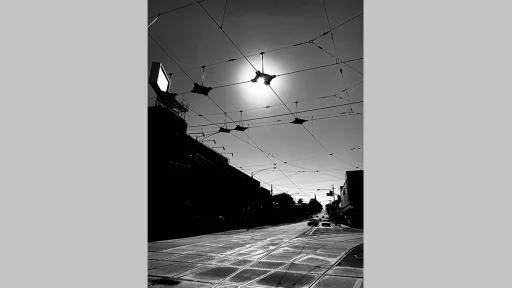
[237,60,284,106]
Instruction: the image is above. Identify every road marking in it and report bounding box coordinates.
[239,253,309,288]
[353,278,363,288]
[211,227,309,288]
[308,227,317,235]
[306,243,362,288]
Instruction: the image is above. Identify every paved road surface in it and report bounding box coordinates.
[148,221,363,288]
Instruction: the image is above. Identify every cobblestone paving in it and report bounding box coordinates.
[149,222,363,288]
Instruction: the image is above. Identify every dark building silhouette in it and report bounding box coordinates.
[339,170,363,228]
[148,104,273,241]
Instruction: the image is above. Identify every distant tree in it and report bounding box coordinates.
[308,198,323,215]
[272,193,296,221]
[297,198,304,205]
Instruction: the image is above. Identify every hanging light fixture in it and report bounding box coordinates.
[290,101,308,124]
[191,66,213,95]
[219,112,232,133]
[234,110,248,131]
[251,71,276,85]
[219,127,232,133]
[251,52,276,85]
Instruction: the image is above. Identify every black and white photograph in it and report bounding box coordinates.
[147,1,363,287]
[5,1,512,288]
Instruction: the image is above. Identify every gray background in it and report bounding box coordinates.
[1,0,512,287]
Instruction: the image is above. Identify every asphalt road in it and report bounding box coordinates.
[148,221,363,288]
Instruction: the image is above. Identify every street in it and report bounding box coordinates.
[148,221,363,288]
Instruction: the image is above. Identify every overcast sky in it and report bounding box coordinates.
[148,0,363,205]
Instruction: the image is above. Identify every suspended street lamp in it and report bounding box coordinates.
[234,110,248,131]
[290,101,308,124]
[191,66,213,95]
[218,127,232,133]
[251,52,276,86]
[218,112,233,133]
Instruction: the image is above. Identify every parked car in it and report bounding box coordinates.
[307,220,319,226]
[320,221,332,227]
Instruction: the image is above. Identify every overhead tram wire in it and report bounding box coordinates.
[268,81,354,168]
[148,16,159,28]
[310,11,363,42]
[187,100,363,128]
[225,111,362,131]
[187,103,299,185]
[223,123,306,195]
[186,80,363,118]
[149,35,241,129]
[309,42,363,76]
[187,108,362,133]
[150,4,360,197]
[171,57,362,95]
[220,0,229,29]
[148,33,195,83]
[268,85,294,116]
[274,58,362,77]
[167,40,311,75]
[165,10,363,76]
[194,0,258,72]
[186,105,290,186]
[148,0,208,19]
[301,124,353,168]
[322,0,343,79]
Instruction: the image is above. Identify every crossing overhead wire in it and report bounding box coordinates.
[220,0,229,29]
[228,128,305,194]
[194,0,258,71]
[148,33,195,83]
[211,80,253,89]
[164,10,361,76]
[310,11,363,42]
[187,105,222,128]
[148,0,208,19]
[187,80,363,118]
[265,84,349,183]
[167,40,311,75]
[268,85,294,116]
[206,96,238,125]
[187,100,363,128]
[170,57,363,95]
[187,111,362,134]
[187,106,281,171]
[322,0,343,78]
[148,16,159,28]
[187,111,362,136]
[310,42,363,76]
[186,106,227,144]
[235,111,362,130]
[275,58,362,77]
[300,123,352,168]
